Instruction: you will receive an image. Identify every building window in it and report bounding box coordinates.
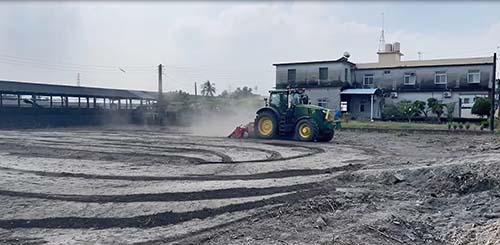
[404,72,416,85]
[463,98,470,104]
[434,71,447,84]
[359,104,365,112]
[317,99,328,107]
[467,70,481,83]
[319,67,328,81]
[287,69,296,83]
[363,74,374,86]
[384,70,391,74]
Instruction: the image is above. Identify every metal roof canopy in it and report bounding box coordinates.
[0,80,157,100]
[340,88,380,95]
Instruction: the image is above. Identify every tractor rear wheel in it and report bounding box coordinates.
[294,119,319,142]
[317,130,334,142]
[255,111,278,139]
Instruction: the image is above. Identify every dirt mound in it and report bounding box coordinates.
[448,220,500,245]
[399,165,499,197]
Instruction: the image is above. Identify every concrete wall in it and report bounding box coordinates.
[275,62,354,88]
[304,87,341,112]
[354,64,492,92]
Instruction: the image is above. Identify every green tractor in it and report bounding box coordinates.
[254,88,335,142]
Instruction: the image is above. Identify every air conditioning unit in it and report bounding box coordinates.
[443,91,452,98]
[390,92,398,98]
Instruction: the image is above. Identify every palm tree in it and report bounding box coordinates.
[201,80,216,96]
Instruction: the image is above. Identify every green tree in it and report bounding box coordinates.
[471,97,491,118]
[201,80,216,96]
[413,100,426,117]
[398,100,418,123]
[231,86,254,99]
[446,102,456,123]
[219,90,229,97]
[382,104,402,119]
[427,98,444,123]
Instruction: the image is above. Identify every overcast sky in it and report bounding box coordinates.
[0,1,499,95]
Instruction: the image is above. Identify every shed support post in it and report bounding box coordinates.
[50,96,53,108]
[93,98,96,108]
[78,97,81,108]
[129,99,132,109]
[104,98,106,109]
[118,99,121,109]
[17,95,21,107]
[61,96,64,107]
[86,97,89,108]
[370,94,374,122]
[0,93,2,107]
[125,99,128,109]
[140,100,143,106]
[65,97,69,108]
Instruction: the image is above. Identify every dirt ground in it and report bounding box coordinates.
[1,127,500,244]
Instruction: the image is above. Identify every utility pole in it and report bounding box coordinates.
[158,64,163,99]
[490,52,497,132]
[77,73,81,86]
[158,64,165,126]
[194,82,198,96]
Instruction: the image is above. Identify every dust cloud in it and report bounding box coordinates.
[187,99,262,137]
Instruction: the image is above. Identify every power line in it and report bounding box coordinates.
[0,53,154,70]
[0,58,154,73]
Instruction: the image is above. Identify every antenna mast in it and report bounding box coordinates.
[378,13,386,52]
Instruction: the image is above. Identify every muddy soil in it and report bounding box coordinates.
[0,128,500,244]
[176,131,500,245]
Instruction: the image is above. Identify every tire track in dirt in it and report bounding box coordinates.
[3,146,207,164]
[0,183,316,203]
[0,130,371,242]
[0,188,323,230]
[1,139,234,163]
[87,139,326,164]
[0,163,363,181]
[0,138,325,164]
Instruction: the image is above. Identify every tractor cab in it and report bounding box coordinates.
[267,88,309,114]
[254,88,335,142]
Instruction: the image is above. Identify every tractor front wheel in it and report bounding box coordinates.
[255,111,278,139]
[294,119,319,142]
[317,130,334,142]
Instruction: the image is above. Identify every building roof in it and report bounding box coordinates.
[273,57,355,66]
[0,80,158,100]
[356,56,494,70]
[340,88,380,95]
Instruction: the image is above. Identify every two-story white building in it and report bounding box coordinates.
[273,43,496,120]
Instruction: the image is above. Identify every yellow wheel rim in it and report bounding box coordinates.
[299,123,311,138]
[258,117,273,136]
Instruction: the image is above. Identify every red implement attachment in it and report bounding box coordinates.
[228,122,255,139]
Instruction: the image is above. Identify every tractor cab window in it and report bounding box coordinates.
[291,93,301,106]
[270,93,286,108]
